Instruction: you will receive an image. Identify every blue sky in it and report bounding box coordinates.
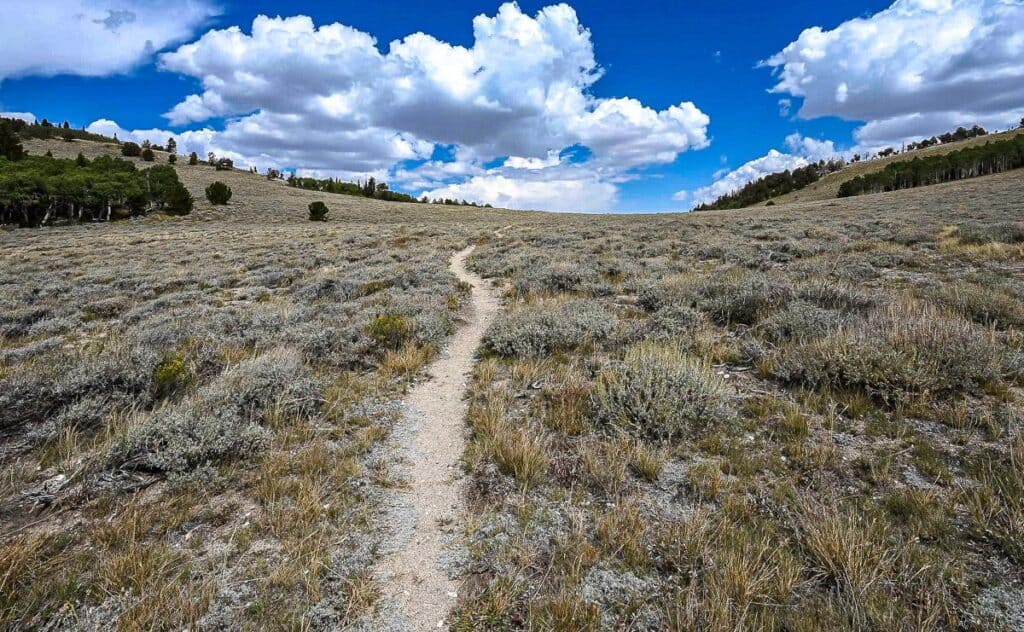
[1,0,1021,212]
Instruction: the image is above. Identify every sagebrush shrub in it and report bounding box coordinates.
[0,341,159,436]
[757,301,847,343]
[205,181,232,205]
[918,281,1024,328]
[958,221,1024,245]
[484,301,616,358]
[512,261,610,296]
[109,348,320,473]
[591,342,730,441]
[640,269,793,325]
[773,301,1006,404]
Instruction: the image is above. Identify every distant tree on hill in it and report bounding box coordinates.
[0,120,26,161]
[205,181,232,205]
[141,148,155,162]
[62,121,70,130]
[214,158,234,171]
[121,142,142,157]
[168,154,177,164]
[164,183,193,216]
[189,152,198,166]
[207,152,216,164]
[266,168,281,180]
[1019,117,1024,129]
[76,152,88,167]
[308,201,329,221]
[167,137,177,155]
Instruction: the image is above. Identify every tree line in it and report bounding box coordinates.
[1,116,118,144]
[285,173,489,206]
[903,125,990,152]
[695,160,845,211]
[0,121,192,227]
[838,133,1024,198]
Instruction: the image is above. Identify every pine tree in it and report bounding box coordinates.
[167,137,177,155]
[0,120,26,161]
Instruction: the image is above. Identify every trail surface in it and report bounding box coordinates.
[375,244,499,630]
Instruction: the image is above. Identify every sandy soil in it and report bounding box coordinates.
[373,245,500,630]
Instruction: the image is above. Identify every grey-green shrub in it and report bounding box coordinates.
[484,301,616,358]
[918,281,1024,328]
[640,269,793,325]
[757,301,847,344]
[957,221,1024,245]
[109,348,320,473]
[773,301,1006,404]
[591,342,730,441]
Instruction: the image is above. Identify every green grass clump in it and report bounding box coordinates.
[365,314,415,350]
[153,351,193,396]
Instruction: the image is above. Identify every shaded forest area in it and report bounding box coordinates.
[0,120,192,226]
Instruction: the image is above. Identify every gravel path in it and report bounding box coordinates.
[374,244,499,630]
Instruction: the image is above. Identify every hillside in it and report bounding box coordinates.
[769,128,1024,204]
[2,138,1024,630]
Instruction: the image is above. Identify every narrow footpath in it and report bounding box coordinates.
[374,244,500,630]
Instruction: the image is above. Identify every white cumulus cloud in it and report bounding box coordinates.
[0,0,216,82]
[423,169,618,213]
[0,112,37,123]
[94,3,709,210]
[764,0,1024,145]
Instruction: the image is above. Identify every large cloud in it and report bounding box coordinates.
[96,4,708,210]
[0,0,216,82]
[764,0,1024,145]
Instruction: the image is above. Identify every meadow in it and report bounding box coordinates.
[1,138,1022,630]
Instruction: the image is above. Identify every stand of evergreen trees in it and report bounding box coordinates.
[904,125,989,152]
[1,116,118,144]
[838,133,1024,198]
[0,128,192,227]
[696,160,845,211]
[286,174,422,204]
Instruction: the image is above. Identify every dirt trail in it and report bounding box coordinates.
[374,244,500,630]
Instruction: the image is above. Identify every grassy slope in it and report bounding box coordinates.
[769,128,1024,205]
